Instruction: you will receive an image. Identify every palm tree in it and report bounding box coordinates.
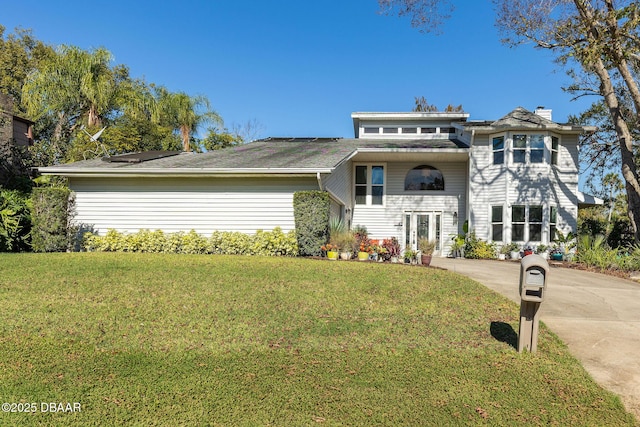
[22,45,117,133]
[155,89,222,152]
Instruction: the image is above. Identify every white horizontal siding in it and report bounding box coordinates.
[470,132,580,244]
[70,176,319,235]
[351,161,467,255]
[323,161,351,207]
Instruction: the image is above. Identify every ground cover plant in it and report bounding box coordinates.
[0,254,635,426]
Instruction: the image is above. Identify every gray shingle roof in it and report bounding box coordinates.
[40,137,469,175]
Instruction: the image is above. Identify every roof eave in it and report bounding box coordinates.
[38,167,333,178]
[468,125,596,134]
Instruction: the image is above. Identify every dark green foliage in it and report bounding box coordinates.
[293,190,330,256]
[30,186,71,252]
[0,189,31,251]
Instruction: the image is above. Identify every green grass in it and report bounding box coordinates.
[0,253,636,426]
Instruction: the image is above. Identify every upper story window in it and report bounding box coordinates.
[402,127,417,134]
[382,127,398,134]
[404,165,445,191]
[441,127,456,134]
[493,133,561,166]
[363,127,379,134]
[421,127,436,134]
[355,164,385,206]
[551,136,559,165]
[492,136,505,165]
[513,134,545,164]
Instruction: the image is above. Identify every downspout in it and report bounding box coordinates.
[316,172,324,190]
[467,129,475,233]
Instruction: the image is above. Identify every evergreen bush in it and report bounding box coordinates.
[30,187,71,252]
[293,191,330,256]
[0,189,32,252]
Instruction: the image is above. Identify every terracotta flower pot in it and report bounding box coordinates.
[421,254,432,267]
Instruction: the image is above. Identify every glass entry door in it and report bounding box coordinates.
[404,212,442,254]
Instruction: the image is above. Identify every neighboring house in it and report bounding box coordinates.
[0,93,34,147]
[39,106,597,256]
[1,93,34,185]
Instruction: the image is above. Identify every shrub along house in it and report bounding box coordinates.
[39,106,597,256]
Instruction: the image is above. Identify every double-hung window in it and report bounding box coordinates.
[492,136,505,165]
[512,205,543,242]
[513,134,545,164]
[513,135,527,163]
[491,206,504,241]
[355,164,385,206]
[530,135,545,163]
[549,206,557,241]
[512,205,526,241]
[551,136,559,166]
[529,205,543,241]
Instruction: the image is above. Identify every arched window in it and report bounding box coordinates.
[404,165,445,191]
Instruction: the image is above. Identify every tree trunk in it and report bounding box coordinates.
[591,56,640,241]
[574,0,640,241]
[181,126,190,152]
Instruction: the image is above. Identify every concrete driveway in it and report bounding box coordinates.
[431,257,640,419]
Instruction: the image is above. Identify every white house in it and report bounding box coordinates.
[39,106,597,256]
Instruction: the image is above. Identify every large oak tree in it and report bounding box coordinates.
[380,0,640,241]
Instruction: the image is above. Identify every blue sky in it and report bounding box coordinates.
[4,0,594,140]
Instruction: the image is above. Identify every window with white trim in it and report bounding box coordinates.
[492,136,505,165]
[491,206,503,241]
[512,205,526,241]
[354,164,385,206]
[513,134,546,164]
[511,205,543,242]
[549,206,557,241]
[551,136,559,166]
[529,205,543,241]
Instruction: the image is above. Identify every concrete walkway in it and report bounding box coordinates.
[431,257,640,419]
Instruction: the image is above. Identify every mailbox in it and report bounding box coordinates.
[518,254,549,353]
[519,254,549,302]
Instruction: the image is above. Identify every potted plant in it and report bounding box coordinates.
[450,234,465,258]
[382,237,401,262]
[403,248,417,264]
[502,242,520,260]
[357,241,370,261]
[334,231,356,260]
[498,244,510,260]
[537,244,549,259]
[418,238,436,267]
[321,243,338,260]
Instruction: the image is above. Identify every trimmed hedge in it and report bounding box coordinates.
[293,190,330,256]
[83,227,299,256]
[30,187,72,252]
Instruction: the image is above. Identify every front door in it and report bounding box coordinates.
[404,212,442,255]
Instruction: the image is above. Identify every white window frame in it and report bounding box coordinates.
[551,135,560,166]
[492,135,505,166]
[511,204,544,243]
[491,205,504,242]
[354,163,386,207]
[511,133,548,165]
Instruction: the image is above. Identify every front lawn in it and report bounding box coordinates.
[0,254,635,426]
